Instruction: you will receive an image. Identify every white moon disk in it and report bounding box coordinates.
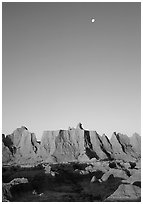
[91,18,95,23]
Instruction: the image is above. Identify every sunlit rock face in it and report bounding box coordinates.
[40,125,87,163]
[110,132,139,162]
[2,127,39,165]
[105,184,141,201]
[2,124,141,165]
[101,134,113,154]
[2,124,141,202]
[130,133,141,157]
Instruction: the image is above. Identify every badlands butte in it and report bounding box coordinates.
[2,123,141,164]
[2,123,141,202]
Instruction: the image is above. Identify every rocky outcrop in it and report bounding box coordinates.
[101,134,113,154]
[130,133,141,157]
[122,169,141,185]
[110,132,138,161]
[2,140,13,163]
[101,169,129,182]
[2,124,141,165]
[2,127,39,164]
[40,126,87,163]
[2,178,28,201]
[2,159,141,202]
[85,131,109,160]
[105,184,141,201]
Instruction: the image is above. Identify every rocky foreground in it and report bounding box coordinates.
[2,123,141,201]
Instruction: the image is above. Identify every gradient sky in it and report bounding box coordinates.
[2,2,141,139]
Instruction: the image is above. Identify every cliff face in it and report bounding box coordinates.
[2,123,141,165]
[39,124,88,163]
[130,133,141,156]
[2,127,38,164]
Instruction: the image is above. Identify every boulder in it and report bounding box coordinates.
[2,178,28,202]
[101,169,129,182]
[9,177,28,186]
[89,161,109,173]
[125,170,141,184]
[90,176,97,183]
[105,184,141,201]
[122,162,131,169]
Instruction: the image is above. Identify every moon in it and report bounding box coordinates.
[91,18,96,23]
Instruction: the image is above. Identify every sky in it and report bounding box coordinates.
[2,2,141,139]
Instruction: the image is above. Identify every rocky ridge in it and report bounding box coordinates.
[2,123,141,165]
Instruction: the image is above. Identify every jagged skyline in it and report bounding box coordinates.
[2,2,141,139]
[2,123,140,141]
[2,124,141,164]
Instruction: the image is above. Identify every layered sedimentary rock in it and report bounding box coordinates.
[2,123,141,165]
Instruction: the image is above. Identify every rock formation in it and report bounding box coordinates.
[2,178,29,201]
[2,147,141,202]
[105,184,141,201]
[2,127,38,165]
[2,124,141,165]
[130,133,141,157]
[110,132,139,161]
[2,140,13,163]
